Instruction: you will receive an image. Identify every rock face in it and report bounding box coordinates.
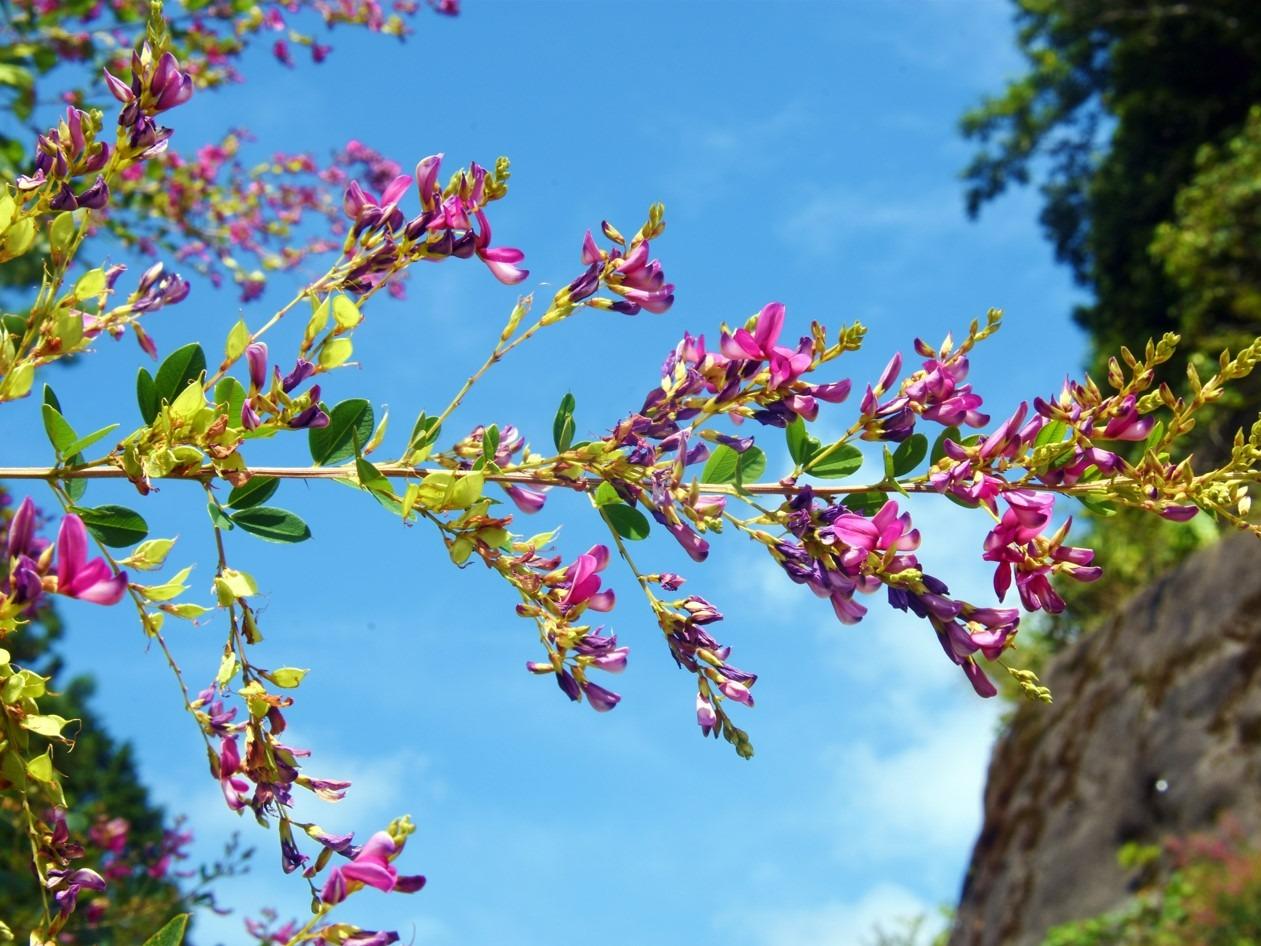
[948,532,1261,946]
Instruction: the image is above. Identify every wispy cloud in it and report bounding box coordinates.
[824,697,999,862]
[740,882,943,946]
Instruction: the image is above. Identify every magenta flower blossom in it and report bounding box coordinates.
[1099,394,1155,441]
[415,153,443,211]
[218,737,251,812]
[55,514,127,605]
[831,500,921,570]
[148,52,195,112]
[344,173,412,233]
[718,302,813,390]
[1159,504,1200,521]
[472,209,528,285]
[559,545,615,613]
[986,490,1054,547]
[7,496,43,559]
[320,831,426,905]
[983,496,1102,613]
[860,342,989,441]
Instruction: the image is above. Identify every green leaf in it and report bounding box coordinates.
[65,471,86,503]
[735,445,766,488]
[891,433,928,477]
[406,413,441,463]
[73,268,106,300]
[700,445,736,483]
[26,751,55,783]
[318,337,353,370]
[355,456,396,499]
[604,503,650,540]
[843,491,888,515]
[593,481,621,506]
[137,367,158,425]
[482,424,500,462]
[224,319,250,362]
[214,376,246,427]
[154,343,206,407]
[207,502,235,531]
[553,393,576,452]
[448,470,482,508]
[42,384,62,412]
[41,403,77,457]
[308,399,373,466]
[330,295,362,330]
[786,417,818,465]
[807,443,864,479]
[61,423,119,458]
[701,444,766,489]
[230,507,312,543]
[1077,494,1117,517]
[49,211,76,261]
[75,504,148,547]
[264,667,308,688]
[1034,419,1069,449]
[929,426,962,465]
[227,477,279,510]
[141,913,189,946]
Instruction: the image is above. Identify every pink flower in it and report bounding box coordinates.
[560,545,615,612]
[831,500,921,570]
[472,210,528,285]
[56,514,127,605]
[321,832,426,905]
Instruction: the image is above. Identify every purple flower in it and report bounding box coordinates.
[45,868,106,917]
[7,496,42,559]
[696,693,718,735]
[246,343,268,390]
[581,679,621,712]
[281,358,316,393]
[149,52,194,112]
[502,483,547,514]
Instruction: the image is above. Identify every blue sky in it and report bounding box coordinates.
[4,1,1090,943]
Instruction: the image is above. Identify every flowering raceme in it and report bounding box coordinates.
[4,5,1261,946]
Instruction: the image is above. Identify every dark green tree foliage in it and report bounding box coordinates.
[0,500,192,942]
[963,1,1261,644]
[963,1,1261,382]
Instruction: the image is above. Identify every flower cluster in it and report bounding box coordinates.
[241,343,330,431]
[336,153,526,294]
[20,107,111,209]
[514,543,627,711]
[5,6,1261,940]
[859,333,991,442]
[1,499,128,622]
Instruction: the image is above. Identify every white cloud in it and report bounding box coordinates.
[745,883,942,946]
[824,697,999,862]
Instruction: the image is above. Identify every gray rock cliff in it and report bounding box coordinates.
[949,531,1261,946]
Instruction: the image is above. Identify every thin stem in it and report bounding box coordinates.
[44,482,215,759]
[428,313,549,433]
[1,461,1237,502]
[204,269,335,390]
